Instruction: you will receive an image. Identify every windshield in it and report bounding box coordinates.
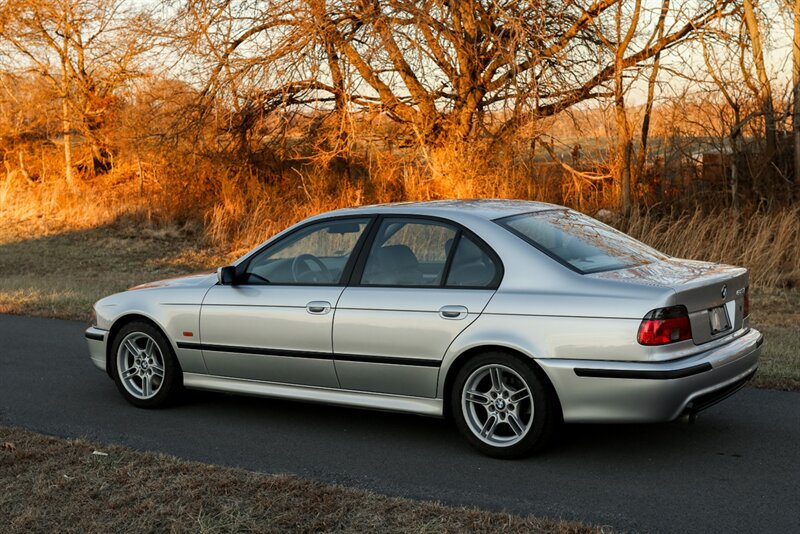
[497,210,668,274]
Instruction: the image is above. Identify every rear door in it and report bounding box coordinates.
[199,217,372,387]
[332,217,502,397]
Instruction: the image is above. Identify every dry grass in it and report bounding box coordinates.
[748,291,800,391]
[0,426,602,534]
[0,217,225,321]
[619,208,800,291]
[4,146,799,294]
[2,164,798,390]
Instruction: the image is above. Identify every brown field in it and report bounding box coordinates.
[0,426,602,534]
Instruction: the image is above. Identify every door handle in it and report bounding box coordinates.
[306,301,332,315]
[439,305,468,320]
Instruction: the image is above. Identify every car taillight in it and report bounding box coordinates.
[743,287,750,318]
[637,305,692,345]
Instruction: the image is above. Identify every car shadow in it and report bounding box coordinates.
[173,387,742,461]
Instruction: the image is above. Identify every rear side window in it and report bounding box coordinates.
[361,219,456,286]
[446,235,499,287]
[497,210,667,274]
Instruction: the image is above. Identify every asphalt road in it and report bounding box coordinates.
[1,314,798,533]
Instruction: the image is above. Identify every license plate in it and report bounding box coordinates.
[708,305,731,335]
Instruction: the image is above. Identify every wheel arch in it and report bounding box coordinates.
[105,313,178,378]
[441,345,563,421]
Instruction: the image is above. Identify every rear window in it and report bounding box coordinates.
[496,210,668,274]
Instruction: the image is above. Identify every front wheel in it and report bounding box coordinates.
[451,352,560,459]
[111,321,181,408]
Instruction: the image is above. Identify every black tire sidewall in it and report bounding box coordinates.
[111,321,180,408]
[450,351,558,459]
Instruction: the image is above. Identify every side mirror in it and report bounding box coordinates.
[217,265,238,285]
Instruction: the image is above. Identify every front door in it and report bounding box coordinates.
[199,217,372,387]
[333,217,501,397]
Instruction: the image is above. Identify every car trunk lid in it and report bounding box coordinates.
[590,258,748,344]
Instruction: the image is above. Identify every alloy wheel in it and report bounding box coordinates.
[461,363,534,447]
[116,332,166,400]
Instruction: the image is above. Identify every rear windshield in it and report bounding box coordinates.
[496,210,668,274]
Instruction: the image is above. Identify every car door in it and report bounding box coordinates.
[199,217,372,387]
[333,217,502,398]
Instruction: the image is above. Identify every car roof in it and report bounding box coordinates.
[327,199,562,221]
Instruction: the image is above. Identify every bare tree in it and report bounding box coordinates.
[0,0,153,185]
[634,0,670,188]
[741,0,778,168]
[184,0,734,180]
[606,0,642,213]
[700,30,747,212]
[792,0,800,189]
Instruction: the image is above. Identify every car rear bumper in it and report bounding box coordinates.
[85,326,108,372]
[537,328,762,423]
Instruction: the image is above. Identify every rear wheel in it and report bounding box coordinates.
[451,352,560,458]
[111,321,180,408]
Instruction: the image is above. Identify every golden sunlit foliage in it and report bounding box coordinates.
[0,0,798,290]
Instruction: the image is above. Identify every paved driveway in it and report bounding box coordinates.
[1,314,798,533]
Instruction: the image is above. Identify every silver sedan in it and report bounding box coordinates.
[86,200,762,458]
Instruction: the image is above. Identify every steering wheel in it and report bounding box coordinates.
[291,253,332,283]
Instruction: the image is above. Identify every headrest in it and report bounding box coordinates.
[377,245,419,269]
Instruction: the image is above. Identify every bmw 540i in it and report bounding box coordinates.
[86,200,762,458]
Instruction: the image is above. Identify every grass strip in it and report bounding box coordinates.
[0,426,602,533]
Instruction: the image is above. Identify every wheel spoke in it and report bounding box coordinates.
[507,412,525,436]
[121,366,138,380]
[123,339,139,357]
[479,415,498,439]
[465,389,491,405]
[144,338,156,358]
[151,364,164,378]
[142,374,152,397]
[508,387,530,403]
[489,367,502,390]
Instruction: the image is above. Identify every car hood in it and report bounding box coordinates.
[128,271,218,290]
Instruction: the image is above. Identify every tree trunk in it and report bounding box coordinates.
[611,0,640,214]
[635,54,660,187]
[617,127,633,213]
[635,0,668,185]
[614,58,633,214]
[793,0,800,190]
[614,58,632,212]
[731,107,741,215]
[62,77,73,187]
[743,0,778,164]
[60,1,74,188]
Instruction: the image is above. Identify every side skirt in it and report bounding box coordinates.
[182,373,445,417]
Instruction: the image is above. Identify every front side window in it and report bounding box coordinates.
[361,219,457,286]
[497,209,667,274]
[244,218,370,284]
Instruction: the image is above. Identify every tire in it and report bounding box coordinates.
[450,351,561,459]
[111,321,181,408]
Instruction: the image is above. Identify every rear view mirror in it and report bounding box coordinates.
[217,265,238,285]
